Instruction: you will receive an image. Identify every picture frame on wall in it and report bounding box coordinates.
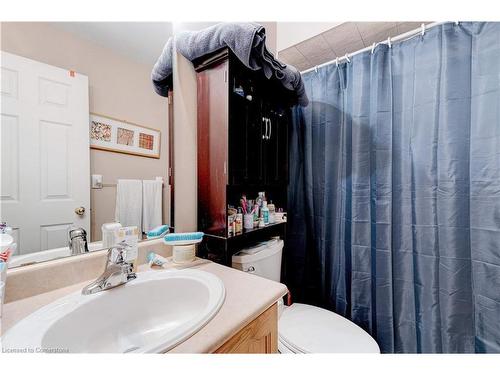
[89,113,161,159]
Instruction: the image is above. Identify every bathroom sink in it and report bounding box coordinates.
[2,269,225,353]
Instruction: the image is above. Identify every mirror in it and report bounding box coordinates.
[1,22,174,268]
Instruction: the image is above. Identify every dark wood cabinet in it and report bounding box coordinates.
[195,48,294,265]
[261,103,289,185]
[228,56,289,187]
[228,88,265,186]
[196,57,228,237]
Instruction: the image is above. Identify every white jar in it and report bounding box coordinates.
[101,222,122,248]
[173,244,196,264]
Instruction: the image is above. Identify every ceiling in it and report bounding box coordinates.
[51,21,278,66]
[52,22,254,66]
[276,22,342,51]
[278,22,432,71]
[50,22,432,72]
[52,22,174,66]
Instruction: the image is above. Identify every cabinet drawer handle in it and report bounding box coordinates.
[268,118,272,140]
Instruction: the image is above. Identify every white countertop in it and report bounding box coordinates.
[1,259,288,353]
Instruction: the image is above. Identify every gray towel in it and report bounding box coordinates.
[151,37,173,97]
[151,22,308,106]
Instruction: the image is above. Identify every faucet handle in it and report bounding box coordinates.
[106,242,131,265]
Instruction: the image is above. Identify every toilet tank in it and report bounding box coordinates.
[232,239,283,282]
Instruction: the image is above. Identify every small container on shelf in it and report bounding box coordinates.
[268,201,276,224]
[258,216,266,228]
[275,211,287,223]
[235,208,243,234]
[244,214,254,230]
[228,214,235,237]
[261,201,269,225]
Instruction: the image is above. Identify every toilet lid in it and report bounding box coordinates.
[278,303,380,353]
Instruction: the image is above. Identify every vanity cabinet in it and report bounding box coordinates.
[195,48,294,266]
[214,303,278,354]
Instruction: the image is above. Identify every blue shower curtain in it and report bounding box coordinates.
[287,22,500,353]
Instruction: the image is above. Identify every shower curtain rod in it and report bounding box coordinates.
[300,21,451,74]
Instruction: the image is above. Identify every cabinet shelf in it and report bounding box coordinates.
[205,221,286,241]
[228,221,286,240]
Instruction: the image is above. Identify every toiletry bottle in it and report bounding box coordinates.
[262,201,269,225]
[268,201,276,224]
[235,208,243,234]
[228,205,237,237]
[228,215,234,236]
[258,215,265,228]
[253,204,259,227]
[256,192,264,210]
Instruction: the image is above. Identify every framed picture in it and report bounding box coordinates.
[89,113,161,159]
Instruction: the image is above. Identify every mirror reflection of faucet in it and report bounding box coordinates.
[68,227,89,256]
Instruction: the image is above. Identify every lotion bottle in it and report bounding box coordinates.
[262,201,269,225]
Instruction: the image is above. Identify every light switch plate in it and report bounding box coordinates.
[91,174,103,189]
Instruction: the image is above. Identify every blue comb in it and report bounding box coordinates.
[163,232,204,246]
[146,225,170,239]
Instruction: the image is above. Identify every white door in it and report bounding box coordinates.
[1,51,90,255]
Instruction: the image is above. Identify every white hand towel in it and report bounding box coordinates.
[142,180,163,233]
[115,179,142,231]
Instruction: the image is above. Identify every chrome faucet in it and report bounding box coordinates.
[69,227,89,255]
[82,242,136,295]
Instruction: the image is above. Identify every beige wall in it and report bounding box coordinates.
[1,22,170,241]
[259,22,277,54]
[172,46,197,232]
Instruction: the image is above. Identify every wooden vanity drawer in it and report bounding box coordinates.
[214,303,278,354]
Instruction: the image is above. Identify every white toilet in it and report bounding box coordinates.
[232,239,380,353]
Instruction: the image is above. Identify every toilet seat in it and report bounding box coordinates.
[278,303,380,353]
[278,336,303,354]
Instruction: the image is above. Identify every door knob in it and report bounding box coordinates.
[75,206,86,216]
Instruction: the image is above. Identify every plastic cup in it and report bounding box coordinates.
[243,214,254,230]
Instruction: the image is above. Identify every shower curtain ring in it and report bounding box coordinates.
[387,36,392,48]
[344,53,351,63]
[335,57,339,67]
[421,23,426,36]
[371,42,376,54]
[314,65,318,73]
